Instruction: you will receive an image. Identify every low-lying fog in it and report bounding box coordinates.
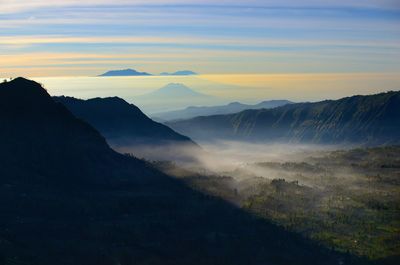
[197,141,337,170]
[114,140,356,187]
[114,140,400,259]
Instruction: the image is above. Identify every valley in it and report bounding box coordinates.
[154,145,400,261]
[2,1,399,264]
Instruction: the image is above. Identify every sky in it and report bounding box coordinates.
[1,0,400,77]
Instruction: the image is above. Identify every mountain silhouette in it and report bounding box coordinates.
[143,83,210,98]
[134,83,222,113]
[98,68,152,76]
[160,70,197,76]
[0,77,135,183]
[54,96,198,159]
[167,91,400,145]
[0,77,366,265]
[153,99,293,121]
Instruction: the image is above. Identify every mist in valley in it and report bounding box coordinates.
[3,0,400,264]
[114,140,400,260]
[116,140,352,185]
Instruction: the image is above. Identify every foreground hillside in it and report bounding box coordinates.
[168,91,400,145]
[0,78,362,265]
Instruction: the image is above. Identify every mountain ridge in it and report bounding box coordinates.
[167,91,400,145]
[0,77,360,265]
[134,83,222,113]
[0,77,156,184]
[153,99,293,121]
[142,83,210,98]
[98,68,152,76]
[54,95,198,153]
[160,70,197,76]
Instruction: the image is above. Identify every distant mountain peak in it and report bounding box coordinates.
[135,83,221,113]
[98,68,152,76]
[160,70,197,76]
[163,82,188,88]
[152,99,293,121]
[151,83,210,98]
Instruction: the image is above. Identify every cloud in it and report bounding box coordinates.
[1,35,399,49]
[1,0,398,76]
[1,0,399,14]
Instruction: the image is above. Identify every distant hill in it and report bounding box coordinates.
[153,100,293,121]
[54,96,199,159]
[98,68,152,76]
[160,70,197,76]
[167,91,400,146]
[134,83,222,113]
[0,77,358,265]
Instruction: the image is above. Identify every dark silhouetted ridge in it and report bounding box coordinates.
[54,95,197,148]
[0,77,129,183]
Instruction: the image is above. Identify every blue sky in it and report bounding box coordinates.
[1,0,399,76]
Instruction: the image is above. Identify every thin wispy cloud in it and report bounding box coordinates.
[1,35,399,48]
[1,0,399,14]
[0,0,399,76]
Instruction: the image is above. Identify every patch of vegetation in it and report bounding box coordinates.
[157,146,400,262]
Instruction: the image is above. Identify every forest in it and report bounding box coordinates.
[154,145,400,262]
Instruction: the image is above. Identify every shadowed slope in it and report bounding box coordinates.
[54,96,197,147]
[0,77,143,184]
[0,78,366,265]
